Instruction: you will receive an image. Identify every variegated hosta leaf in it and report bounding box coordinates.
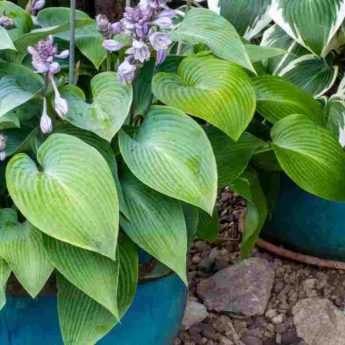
[269,0,345,56]
[172,8,254,72]
[206,127,265,187]
[0,209,53,297]
[325,98,345,146]
[0,26,15,51]
[6,134,119,259]
[119,106,217,214]
[61,72,132,142]
[120,171,188,283]
[57,236,138,345]
[253,75,324,124]
[0,62,43,118]
[45,237,119,318]
[0,209,53,298]
[220,0,272,40]
[0,258,10,310]
[278,55,338,97]
[152,55,256,141]
[272,114,345,201]
[261,24,309,74]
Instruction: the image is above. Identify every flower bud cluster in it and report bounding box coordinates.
[0,16,15,29]
[97,0,176,83]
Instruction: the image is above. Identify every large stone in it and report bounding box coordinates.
[182,299,208,330]
[197,258,274,316]
[293,298,345,345]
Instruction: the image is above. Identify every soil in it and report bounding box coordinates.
[175,188,345,345]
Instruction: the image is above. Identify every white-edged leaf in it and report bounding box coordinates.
[0,209,53,297]
[207,0,220,13]
[269,0,345,56]
[0,26,15,51]
[152,55,256,141]
[0,258,10,310]
[120,171,188,284]
[45,237,119,317]
[220,0,273,40]
[271,114,345,201]
[253,75,324,124]
[172,8,254,72]
[61,72,132,142]
[0,62,43,118]
[119,106,217,214]
[57,275,117,345]
[325,97,345,146]
[279,55,338,97]
[6,134,119,259]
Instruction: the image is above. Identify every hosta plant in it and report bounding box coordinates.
[2,0,345,344]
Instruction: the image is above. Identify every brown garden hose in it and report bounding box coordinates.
[256,239,345,271]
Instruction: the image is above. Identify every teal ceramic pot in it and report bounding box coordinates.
[0,274,187,345]
[263,176,345,261]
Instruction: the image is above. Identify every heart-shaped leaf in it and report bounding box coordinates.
[121,171,188,283]
[269,0,345,56]
[6,134,119,259]
[220,0,272,40]
[172,8,254,72]
[119,106,217,214]
[0,62,43,118]
[279,55,338,97]
[0,26,15,51]
[152,55,256,141]
[0,209,53,297]
[61,72,132,142]
[45,236,119,317]
[253,75,324,124]
[271,114,345,201]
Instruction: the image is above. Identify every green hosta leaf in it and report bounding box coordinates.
[0,62,43,118]
[271,114,345,201]
[245,44,285,63]
[37,8,106,68]
[0,258,10,310]
[45,237,119,317]
[197,209,219,242]
[120,171,188,283]
[61,72,132,141]
[183,204,200,246]
[253,75,324,124]
[0,26,15,51]
[119,106,217,214]
[0,209,53,297]
[0,1,32,41]
[261,24,309,75]
[232,170,268,257]
[279,55,338,97]
[220,0,272,40]
[57,235,138,345]
[206,126,264,187]
[6,134,119,259]
[57,276,117,345]
[152,56,256,141]
[172,8,254,72]
[269,0,345,56]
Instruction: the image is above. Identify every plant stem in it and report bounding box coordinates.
[69,0,76,85]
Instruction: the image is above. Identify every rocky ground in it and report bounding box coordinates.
[175,188,345,345]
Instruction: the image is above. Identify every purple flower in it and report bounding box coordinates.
[96,14,112,38]
[28,36,68,75]
[54,95,68,118]
[0,134,6,152]
[0,16,15,29]
[111,21,124,34]
[31,0,45,15]
[156,49,167,65]
[118,59,137,83]
[149,32,171,50]
[153,16,173,29]
[126,40,151,63]
[40,98,53,134]
[103,39,124,52]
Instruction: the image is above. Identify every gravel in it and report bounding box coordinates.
[175,188,345,345]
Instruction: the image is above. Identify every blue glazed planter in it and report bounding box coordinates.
[263,176,345,261]
[0,274,187,345]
